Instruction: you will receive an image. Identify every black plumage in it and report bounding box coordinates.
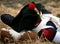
[1,2,51,32]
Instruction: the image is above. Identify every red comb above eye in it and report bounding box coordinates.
[28,2,35,10]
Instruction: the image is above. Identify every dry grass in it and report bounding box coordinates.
[45,5,60,16]
[0,4,18,17]
[0,33,56,44]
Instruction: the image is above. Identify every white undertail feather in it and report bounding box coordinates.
[33,14,60,32]
[43,14,60,29]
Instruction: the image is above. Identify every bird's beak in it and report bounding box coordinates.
[34,7,42,16]
[34,7,39,15]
